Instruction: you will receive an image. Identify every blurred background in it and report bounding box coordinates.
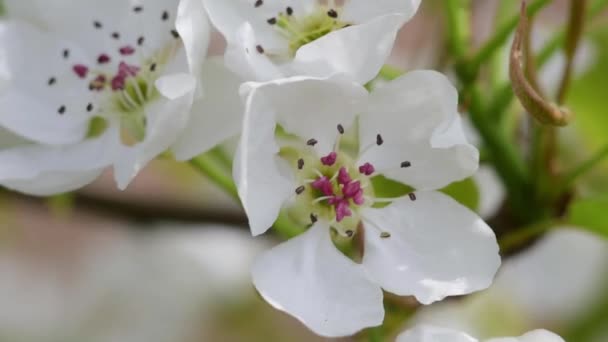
[1,0,607,341]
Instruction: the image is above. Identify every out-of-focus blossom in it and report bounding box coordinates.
[0,0,241,195]
[236,72,500,337]
[203,0,421,84]
[0,223,267,342]
[397,325,564,342]
[410,228,608,338]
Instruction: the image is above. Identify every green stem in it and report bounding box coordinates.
[272,211,305,239]
[557,144,608,196]
[444,0,471,59]
[464,0,552,81]
[190,151,239,201]
[378,64,405,81]
[367,326,384,342]
[498,219,563,253]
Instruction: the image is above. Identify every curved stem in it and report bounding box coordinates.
[190,151,239,201]
[445,0,471,59]
[464,0,552,81]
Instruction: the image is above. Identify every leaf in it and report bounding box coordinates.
[568,196,608,238]
[442,177,480,211]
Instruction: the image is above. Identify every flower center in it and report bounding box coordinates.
[44,6,181,144]
[263,4,350,57]
[282,125,382,237]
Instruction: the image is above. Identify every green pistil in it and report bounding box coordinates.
[275,7,350,56]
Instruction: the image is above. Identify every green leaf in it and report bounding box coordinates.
[371,175,479,211]
[441,177,480,211]
[568,195,608,238]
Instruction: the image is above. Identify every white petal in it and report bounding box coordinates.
[176,0,211,79]
[173,59,244,161]
[6,0,186,56]
[113,74,196,189]
[0,129,119,195]
[494,228,608,323]
[0,21,92,145]
[487,330,565,342]
[292,14,405,84]
[224,22,284,82]
[342,0,422,23]
[359,70,478,191]
[474,166,505,219]
[251,223,384,337]
[361,191,500,304]
[396,325,478,342]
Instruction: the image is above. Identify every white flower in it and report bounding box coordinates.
[235,71,501,337]
[0,0,242,195]
[397,325,565,342]
[203,0,421,84]
[409,228,608,337]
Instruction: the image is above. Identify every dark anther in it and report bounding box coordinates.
[380,232,391,239]
[93,21,102,29]
[255,45,265,54]
[162,11,170,21]
[327,9,338,18]
[408,193,417,201]
[267,17,277,25]
[401,161,412,168]
[150,63,157,72]
[48,77,56,86]
[286,6,293,15]
[63,49,70,59]
[297,158,305,170]
[171,30,180,39]
[112,32,120,39]
[58,105,66,115]
[133,6,143,13]
[97,54,110,64]
[307,139,318,146]
[295,186,305,195]
[137,36,145,46]
[254,0,263,8]
[337,124,345,134]
[310,213,318,224]
[345,230,354,238]
[86,103,93,112]
[376,134,384,146]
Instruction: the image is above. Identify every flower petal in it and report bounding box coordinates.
[0,129,119,195]
[361,191,500,304]
[0,21,92,145]
[359,70,478,191]
[113,73,196,189]
[176,0,211,79]
[292,14,405,84]
[172,58,244,161]
[396,325,478,342]
[487,330,565,342]
[251,222,384,337]
[342,0,422,24]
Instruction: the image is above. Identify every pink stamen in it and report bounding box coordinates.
[320,152,337,166]
[111,75,126,91]
[119,45,135,56]
[73,64,89,78]
[89,75,106,91]
[359,163,375,176]
[312,177,334,196]
[118,62,140,77]
[335,200,352,222]
[337,167,351,185]
[342,180,361,199]
[97,54,111,64]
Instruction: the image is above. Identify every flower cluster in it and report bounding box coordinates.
[0,0,572,340]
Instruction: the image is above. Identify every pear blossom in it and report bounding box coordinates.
[410,228,608,338]
[236,72,501,337]
[203,0,421,84]
[397,325,565,342]
[0,0,242,195]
